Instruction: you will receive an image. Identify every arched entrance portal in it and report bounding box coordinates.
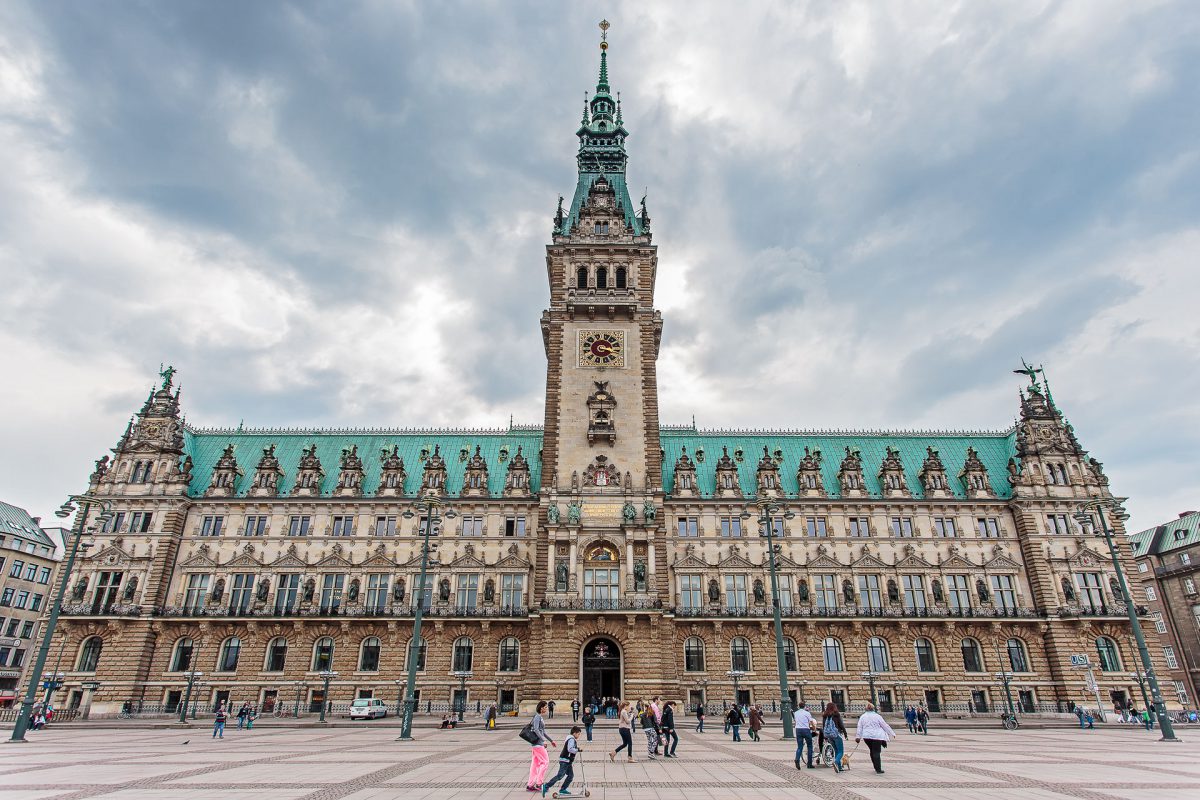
[581,637,622,705]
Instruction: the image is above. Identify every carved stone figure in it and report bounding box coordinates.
[91,455,110,483]
[976,578,990,603]
[887,579,900,604]
[753,579,766,603]
[256,578,269,602]
[438,578,451,602]
[179,455,193,478]
[547,502,561,524]
[571,470,580,490]
[622,502,637,523]
[72,577,88,601]
[842,579,855,605]
[348,579,360,603]
[634,560,647,588]
[567,502,582,524]
[393,578,406,603]
[484,578,496,603]
[798,580,810,603]
[932,579,944,603]
[209,577,223,602]
[642,500,656,522]
[707,578,721,603]
[556,561,569,590]
[123,575,139,601]
[1061,576,1076,602]
[303,578,315,603]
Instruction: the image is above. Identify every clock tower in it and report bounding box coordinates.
[537,23,664,601]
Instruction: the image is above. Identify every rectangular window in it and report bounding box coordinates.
[1164,646,1179,669]
[199,515,224,537]
[23,563,37,581]
[287,516,311,537]
[1138,562,1148,573]
[129,512,152,533]
[679,575,702,609]
[720,517,743,538]
[676,517,699,538]
[501,574,524,609]
[417,516,441,537]
[413,574,434,610]
[0,588,11,607]
[91,571,122,613]
[991,575,1017,610]
[777,575,793,609]
[274,574,300,614]
[1077,572,1104,610]
[1153,612,1167,633]
[813,574,837,610]
[504,517,526,537]
[805,517,827,538]
[14,591,28,609]
[725,575,748,611]
[460,516,483,537]
[1187,578,1198,595]
[37,566,51,584]
[365,574,389,609]
[243,515,268,536]
[947,575,971,611]
[976,517,1001,538]
[20,620,34,638]
[28,594,43,612]
[1182,553,1192,566]
[184,574,209,612]
[902,575,926,611]
[1146,586,1157,601]
[230,574,255,612]
[105,512,126,533]
[373,516,397,536]
[331,516,355,537]
[1047,514,1073,535]
[848,517,870,537]
[320,574,345,609]
[8,560,22,578]
[858,574,882,609]
[934,517,958,538]
[583,568,620,602]
[456,574,479,608]
[890,517,914,538]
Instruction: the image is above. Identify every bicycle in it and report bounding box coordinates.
[272,707,295,718]
[1000,712,1019,730]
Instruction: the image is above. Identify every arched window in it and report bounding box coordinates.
[783,637,798,671]
[311,637,334,671]
[1006,638,1029,673]
[359,637,381,672]
[1096,637,1121,671]
[499,637,520,672]
[914,637,937,672]
[452,636,474,672]
[822,637,844,672]
[615,267,627,289]
[170,637,194,672]
[407,636,427,671]
[265,637,288,672]
[577,267,588,288]
[76,636,103,672]
[960,638,984,673]
[684,637,705,672]
[730,636,751,672]
[596,266,608,288]
[217,637,241,672]
[867,636,890,672]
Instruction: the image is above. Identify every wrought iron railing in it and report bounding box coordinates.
[113,604,529,620]
[671,604,1039,619]
[539,597,665,612]
[60,603,146,617]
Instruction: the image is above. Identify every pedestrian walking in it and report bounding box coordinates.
[609,700,636,763]
[582,705,595,742]
[661,701,679,757]
[748,705,763,742]
[486,703,498,731]
[526,701,556,792]
[548,700,556,719]
[726,704,744,742]
[793,701,816,769]
[1084,709,1095,729]
[904,706,917,733]
[236,702,250,729]
[855,702,896,774]
[821,702,848,773]
[641,700,660,759]
[1142,708,1154,731]
[695,702,706,733]
[651,696,664,754]
[571,698,581,722]
[1074,706,1085,729]
[916,706,929,734]
[212,703,227,739]
[246,705,257,729]
[542,725,582,797]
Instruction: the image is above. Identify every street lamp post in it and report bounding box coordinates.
[742,496,797,740]
[797,679,807,705]
[452,670,472,722]
[8,494,111,743]
[897,680,908,712]
[292,680,305,717]
[726,670,746,710]
[1129,635,1152,721]
[1074,499,1178,741]
[180,670,203,723]
[860,671,878,707]
[398,496,454,741]
[394,679,406,717]
[994,642,1017,724]
[318,670,338,723]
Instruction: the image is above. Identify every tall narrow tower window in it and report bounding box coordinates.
[596,267,608,288]
[577,267,588,288]
[616,267,626,288]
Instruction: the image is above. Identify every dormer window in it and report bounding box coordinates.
[594,222,609,235]
[1047,463,1070,485]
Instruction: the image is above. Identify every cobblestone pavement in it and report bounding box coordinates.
[1,722,1197,800]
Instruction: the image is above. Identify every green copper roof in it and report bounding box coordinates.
[0,500,57,548]
[182,428,544,498]
[659,428,1018,500]
[1128,510,1200,556]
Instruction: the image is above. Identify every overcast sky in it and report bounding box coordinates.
[1,1,1197,532]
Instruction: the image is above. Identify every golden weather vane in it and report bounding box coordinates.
[599,19,610,49]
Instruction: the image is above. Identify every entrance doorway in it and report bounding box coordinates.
[581,638,621,705]
[1109,690,1128,711]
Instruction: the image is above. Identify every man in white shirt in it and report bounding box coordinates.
[792,702,816,769]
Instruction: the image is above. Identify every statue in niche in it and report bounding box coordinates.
[1061,576,1076,602]
[547,502,561,524]
[976,578,990,603]
[931,579,944,603]
[567,502,582,524]
[707,578,721,603]
[571,470,580,490]
[887,579,900,604]
[1109,576,1121,598]
[842,579,855,605]
[643,500,656,522]
[303,578,315,603]
[71,577,88,601]
[556,561,569,591]
[208,577,223,602]
[439,578,451,602]
[622,502,637,524]
[634,560,647,589]
[123,575,140,602]
[484,578,496,603]
[348,579,360,603]
[256,578,270,602]
[393,578,406,603]
[798,580,810,603]
[753,579,766,604]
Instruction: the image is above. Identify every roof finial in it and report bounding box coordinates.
[582,91,589,125]
[597,19,610,92]
[615,91,623,125]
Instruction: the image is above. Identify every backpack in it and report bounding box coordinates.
[640,708,657,729]
[823,716,841,740]
[582,709,595,725]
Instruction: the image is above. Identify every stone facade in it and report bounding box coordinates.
[37,33,1175,719]
[0,501,61,707]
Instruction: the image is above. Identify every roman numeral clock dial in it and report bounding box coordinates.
[578,330,625,368]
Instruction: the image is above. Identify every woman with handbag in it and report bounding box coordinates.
[609,700,636,763]
[523,701,556,792]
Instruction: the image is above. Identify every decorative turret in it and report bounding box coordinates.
[755,446,783,498]
[249,444,283,497]
[671,447,700,498]
[96,365,191,496]
[960,446,994,498]
[291,444,324,497]
[377,445,407,496]
[878,446,910,498]
[206,443,241,497]
[504,445,533,497]
[1009,360,1103,498]
[838,447,866,497]
[713,447,743,498]
[796,447,825,497]
[420,445,447,497]
[919,446,952,498]
[461,445,490,497]
[335,445,364,497]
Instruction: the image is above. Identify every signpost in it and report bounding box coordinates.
[1070,654,1106,722]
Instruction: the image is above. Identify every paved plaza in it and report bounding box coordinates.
[0,722,1198,800]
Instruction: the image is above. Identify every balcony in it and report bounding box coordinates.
[539,597,665,612]
[1056,602,1130,619]
[154,603,530,620]
[61,603,146,618]
[669,605,1040,620]
[1154,561,1198,580]
[565,287,639,316]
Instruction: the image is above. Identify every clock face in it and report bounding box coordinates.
[578,330,625,368]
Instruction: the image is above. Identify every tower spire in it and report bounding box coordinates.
[597,19,611,93]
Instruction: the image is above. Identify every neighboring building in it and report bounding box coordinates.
[1129,511,1200,708]
[0,501,60,708]
[42,30,1172,718]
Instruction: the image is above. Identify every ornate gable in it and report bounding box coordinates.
[755,447,783,498]
[838,447,867,497]
[291,444,324,497]
[795,447,825,498]
[313,550,355,570]
[495,543,532,570]
[86,542,137,567]
[361,544,396,569]
[893,543,933,569]
[1068,543,1108,569]
[713,447,742,498]
[206,443,242,497]
[226,551,265,569]
[583,454,622,489]
[249,444,284,497]
[179,546,219,569]
[334,445,364,497]
[983,544,1021,571]
[460,445,490,497]
[503,445,533,497]
[807,543,842,570]
[377,446,407,497]
[938,544,976,571]
[850,544,888,571]
[671,447,700,498]
[718,543,756,570]
[449,543,487,569]
[878,446,910,498]
[270,545,309,569]
[672,543,710,570]
[960,446,994,498]
[919,446,952,498]
[420,445,448,496]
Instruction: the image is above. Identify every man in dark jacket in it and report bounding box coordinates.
[726,705,744,742]
[571,698,581,722]
[661,701,679,757]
